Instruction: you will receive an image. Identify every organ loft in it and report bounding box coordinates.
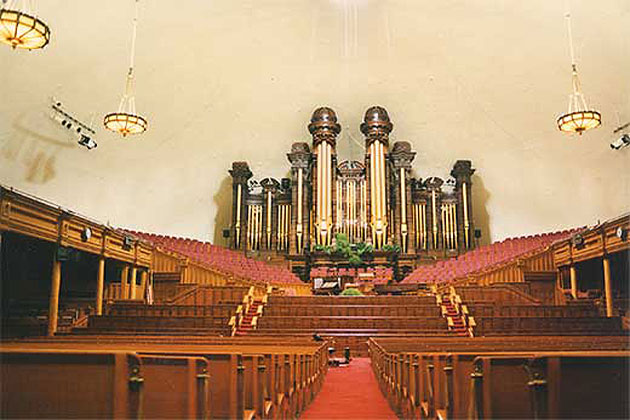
[229,106,477,282]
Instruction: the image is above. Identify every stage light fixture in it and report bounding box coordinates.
[78,134,97,150]
[0,1,49,50]
[557,11,601,135]
[104,0,147,137]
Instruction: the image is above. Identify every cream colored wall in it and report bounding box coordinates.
[1,0,628,245]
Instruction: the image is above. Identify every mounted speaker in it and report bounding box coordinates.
[122,236,134,250]
[474,229,482,239]
[616,227,628,241]
[571,234,585,249]
[81,227,92,242]
[222,229,231,238]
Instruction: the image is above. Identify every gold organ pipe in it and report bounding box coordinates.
[452,203,458,248]
[432,191,438,249]
[280,205,284,250]
[235,184,241,248]
[326,142,332,245]
[440,204,448,249]
[252,205,256,251]
[369,144,376,246]
[463,181,470,248]
[317,145,322,245]
[413,204,419,248]
[451,204,455,248]
[324,143,328,245]
[286,205,291,249]
[285,204,288,249]
[267,191,272,249]
[247,205,252,250]
[336,179,342,231]
[447,204,454,249]
[361,180,366,242]
[422,203,427,249]
[284,205,288,250]
[252,206,257,250]
[297,168,303,252]
[400,167,407,253]
[379,142,387,245]
[373,141,384,248]
[258,206,263,250]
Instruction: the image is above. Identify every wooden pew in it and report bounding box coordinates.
[472,353,630,419]
[1,349,143,418]
[369,338,630,420]
[138,354,210,419]
[1,338,328,420]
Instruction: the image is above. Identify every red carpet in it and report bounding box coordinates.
[300,358,397,420]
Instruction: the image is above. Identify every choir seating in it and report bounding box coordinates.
[402,230,576,285]
[128,231,304,287]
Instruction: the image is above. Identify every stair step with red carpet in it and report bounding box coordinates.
[235,300,264,336]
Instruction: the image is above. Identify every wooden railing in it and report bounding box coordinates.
[104,283,145,302]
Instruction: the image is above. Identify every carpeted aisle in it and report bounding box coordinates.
[300,358,397,420]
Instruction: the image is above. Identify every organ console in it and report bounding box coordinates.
[229,106,477,280]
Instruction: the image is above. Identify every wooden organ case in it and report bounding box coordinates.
[229,106,477,282]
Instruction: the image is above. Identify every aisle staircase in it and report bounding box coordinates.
[235,300,263,336]
[440,294,469,336]
[434,286,473,337]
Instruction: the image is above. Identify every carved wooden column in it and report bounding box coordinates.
[129,266,138,299]
[120,265,129,299]
[96,256,105,315]
[569,264,578,299]
[229,162,253,251]
[309,107,341,247]
[288,143,312,254]
[603,255,613,317]
[140,270,148,302]
[361,106,393,250]
[47,250,62,336]
[451,160,476,250]
[390,141,416,253]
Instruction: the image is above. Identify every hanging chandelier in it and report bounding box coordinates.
[0,1,50,50]
[556,11,601,135]
[104,0,147,137]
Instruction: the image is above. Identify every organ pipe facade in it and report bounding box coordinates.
[229,106,477,274]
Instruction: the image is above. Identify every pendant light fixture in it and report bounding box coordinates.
[0,0,50,50]
[556,11,601,135]
[104,0,147,137]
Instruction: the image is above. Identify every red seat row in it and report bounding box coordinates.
[125,230,303,285]
[402,229,578,285]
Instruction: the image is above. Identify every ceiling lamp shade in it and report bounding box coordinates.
[104,111,148,137]
[104,0,147,137]
[557,12,601,135]
[0,2,50,50]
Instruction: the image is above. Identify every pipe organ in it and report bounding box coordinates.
[229,106,477,276]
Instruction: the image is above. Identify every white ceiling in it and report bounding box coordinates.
[1,0,628,243]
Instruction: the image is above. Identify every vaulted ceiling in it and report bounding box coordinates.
[1,0,628,243]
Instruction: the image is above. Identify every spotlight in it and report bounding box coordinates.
[78,134,97,150]
[50,98,99,151]
[610,134,630,151]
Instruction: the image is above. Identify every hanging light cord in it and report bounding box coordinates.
[565,12,582,97]
[121,0,140,113]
